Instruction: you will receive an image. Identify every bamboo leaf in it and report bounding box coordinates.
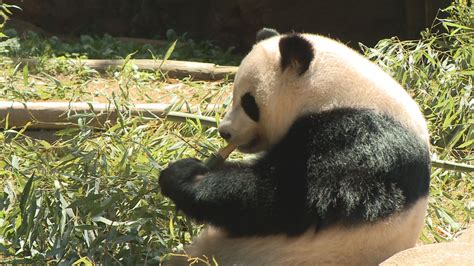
[159,40,177,69]
[19,173,35,213]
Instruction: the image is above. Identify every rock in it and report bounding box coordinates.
[382,225,474,265]
[459,225,474,243]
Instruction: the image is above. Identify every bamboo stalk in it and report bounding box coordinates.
[431,159,474,173]
[16,58,238,80]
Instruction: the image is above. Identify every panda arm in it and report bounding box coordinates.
[159,158,277,235]
[160,109,431,235]
[159,115,323,236]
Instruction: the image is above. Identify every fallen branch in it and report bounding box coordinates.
[0,101,217,129]
[16,58,238,80]
[1,101,471,173]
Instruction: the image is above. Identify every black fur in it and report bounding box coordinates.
[159,108,430,237]
[279,34,314,75]
[256,28,280,42]
[241,93,260,122]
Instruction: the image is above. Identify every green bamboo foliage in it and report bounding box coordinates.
[0,1,472,264]
[361,1,473,243]
[361,3,473,159]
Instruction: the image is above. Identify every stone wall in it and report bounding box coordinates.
[11,0,450,51]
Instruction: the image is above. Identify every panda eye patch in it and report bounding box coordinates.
[241,93,260,122]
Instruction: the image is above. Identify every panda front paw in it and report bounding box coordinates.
[159,158,209,199]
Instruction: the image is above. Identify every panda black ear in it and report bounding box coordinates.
[256,28,280,42]
[279,34,314,75]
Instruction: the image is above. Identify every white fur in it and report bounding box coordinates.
[219,34,429,152]
[186,198,428,265]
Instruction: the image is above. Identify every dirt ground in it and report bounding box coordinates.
[0,74,233,108]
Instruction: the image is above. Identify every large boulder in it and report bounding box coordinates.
[382,225,474,265]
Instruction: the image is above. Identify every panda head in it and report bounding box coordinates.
[219,29,428,153]
[218,30,317,153]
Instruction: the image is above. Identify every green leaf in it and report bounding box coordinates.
[75,224,100,231]
[442,21,472,30]
[169,215,176,239]
[159,40,177,69]
[22,64,29,86]
[19,173,35,213]
[72,257,94,266]
[68,194,102,209]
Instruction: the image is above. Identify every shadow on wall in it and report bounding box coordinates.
[12,0,451,51]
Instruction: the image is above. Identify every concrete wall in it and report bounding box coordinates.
[11,0,451,51]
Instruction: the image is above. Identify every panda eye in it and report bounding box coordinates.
[241,93,260,122]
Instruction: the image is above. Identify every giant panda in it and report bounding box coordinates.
[159,29,431,265]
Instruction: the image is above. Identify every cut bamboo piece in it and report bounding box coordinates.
[204,144,237,169]
[217,144,237,160]
[17,58,238,80]
[0,101,218,129]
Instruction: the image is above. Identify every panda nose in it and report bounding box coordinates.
[219,130,232,140]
